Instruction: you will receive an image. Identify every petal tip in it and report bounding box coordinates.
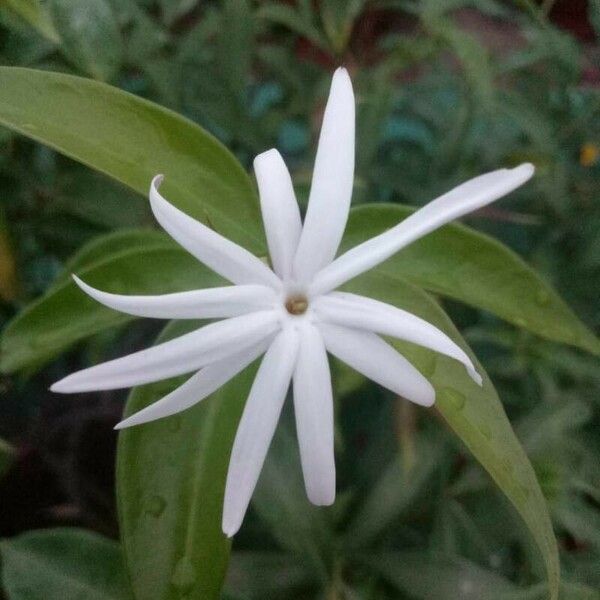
[254,148,279,167]
[222,522,238,538]
[515,162,535,180]
[50,380,68,394]
[151,174,164,191]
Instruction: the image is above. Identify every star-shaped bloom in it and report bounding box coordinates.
[52,68,534,537]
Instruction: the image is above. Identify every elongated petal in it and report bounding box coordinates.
[73,275,276,320]
[310,164,535,295]
[222,326,299,537]
[114,339,272,429]
[51,310,279,393]
[293,322,335,506]
[293,68,355,283]
[254,149,302,280]
[319,323,435,407]
[315,292,482,385]
[150,175,281,288]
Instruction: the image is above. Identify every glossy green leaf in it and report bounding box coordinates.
[0,237,221,373]
[50,0,122,81]
[342,204,599,355]
[346,271,559,599]
[1,0,60,43]
[0,67,264,252]
[117,320,258,600]
[0,528,130,600]
[0,437,15,478]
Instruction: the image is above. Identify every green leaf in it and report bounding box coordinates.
[0,238,220,373]
[344,435,443,547]
[49,0,123,81]
[342,204,600,355]
[364,552,521,599]
[0,0,60,43]
[117,320,259,600]
[0,528,130,599]
[224,552,312,599]
[256,4,329,52]
[0,67,263,252]
[0,437,15,478]
[345,271,559,599]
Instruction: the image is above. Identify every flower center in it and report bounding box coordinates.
[285,294,309,315]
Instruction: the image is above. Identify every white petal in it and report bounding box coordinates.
[222,326,299,537]
[318,323,435,407]
[293,68,355,283]
[50,310,279,393]
[254,149,302,280]
[310,164,535,295]
[73,275,276,320]
[150,175,281,289]
[293,322,335,506]
[114,339,272,429]
[315,292,482,385]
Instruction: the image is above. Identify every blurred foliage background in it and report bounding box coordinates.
[0,0,599,598]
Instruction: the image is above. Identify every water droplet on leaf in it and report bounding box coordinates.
[440,387,466,411]
[171,556,196,592]
[479,424,492,440]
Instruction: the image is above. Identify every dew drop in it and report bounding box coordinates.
[440,387,466,411]
[420,354,437,378]
[145,494,166,517]
[479,423,492,440]
[171,556,196,592]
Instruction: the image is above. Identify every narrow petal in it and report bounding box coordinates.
[114,339,271,429]
[150,175,281,289]
[73,275,276,320]
[315,292,482,385]
[222,326,299,537]
[50,310,279,393]
[293,68,355,283]
[319,323,435,407]
[293,322,335,506]
[254,149,302,280]
[310,164,535,295]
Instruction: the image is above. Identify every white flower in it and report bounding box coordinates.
[51,68,534,537]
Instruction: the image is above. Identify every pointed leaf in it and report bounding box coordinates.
[0,67,264,252]
[0,235,221,373]
[342,204,599,355]
[117,320,259,600]
[346,271,559,600]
